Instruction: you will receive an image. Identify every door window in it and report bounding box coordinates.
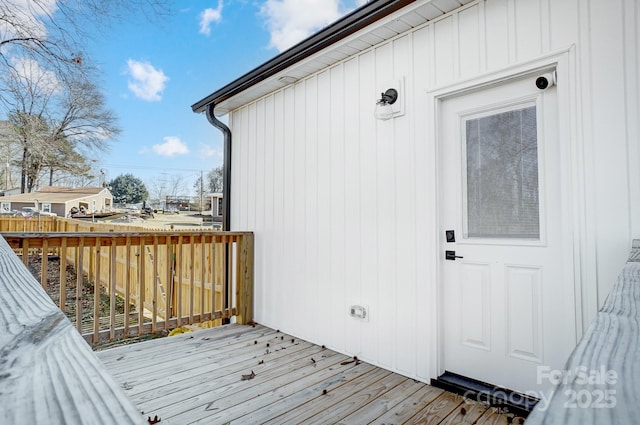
[463,104,539,239]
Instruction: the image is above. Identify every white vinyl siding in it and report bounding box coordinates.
[227,0,640,382]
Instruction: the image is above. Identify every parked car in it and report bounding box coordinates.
[19,207,56,217]
[20,207,36,216]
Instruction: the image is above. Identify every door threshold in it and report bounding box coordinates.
[430,371,538,418]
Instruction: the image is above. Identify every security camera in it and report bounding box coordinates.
[535,72,556,90]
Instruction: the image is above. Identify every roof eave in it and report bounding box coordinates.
[191,0,416,114]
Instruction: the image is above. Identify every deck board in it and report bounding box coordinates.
[369,385,444,424]
[97,323,515,424]
[406,392,465,424]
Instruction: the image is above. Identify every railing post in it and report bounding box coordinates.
[40,237,49,289]
[189,235,195,324]
[200,234,206,321]
[212,233,224,326]
[59,238,67,313]
[89,227,96,279]
[138,238,145,336]
[152,236,159,332]
[93,237,101,343]
[176,235,183,327]
[110,241,117,341]
[76,238,84,334]
[124,236,131,334]
[236,233,254,325]
[165,234,172,330]
[22,238,29,267]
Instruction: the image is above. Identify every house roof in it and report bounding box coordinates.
[192,0,471,115]
[37,186,107,195]
[0,187,111,204]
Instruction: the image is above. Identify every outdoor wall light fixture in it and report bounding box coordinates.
[374,88,398,121]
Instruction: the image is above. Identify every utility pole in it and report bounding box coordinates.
[200,170,204,213]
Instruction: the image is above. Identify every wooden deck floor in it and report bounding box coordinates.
[97,324,517,425]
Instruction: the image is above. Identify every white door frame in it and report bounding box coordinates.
[426,47,585,380]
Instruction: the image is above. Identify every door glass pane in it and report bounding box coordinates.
[465,105,539,239]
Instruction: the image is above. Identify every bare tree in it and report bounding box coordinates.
[0,120,21,189]
[147,174,188,209]
[166,174,186,198]
[147,179,166,205]
[206,166,223,193]
[9,111,50,192]
[1,58,119,192]
[193,174,206,197]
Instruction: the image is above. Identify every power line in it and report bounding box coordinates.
[95,163,209,173]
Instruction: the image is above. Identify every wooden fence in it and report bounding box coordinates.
[0,215,207,233]
[1,217,253,345]
[0,215,59,232]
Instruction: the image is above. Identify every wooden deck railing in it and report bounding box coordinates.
[2,230,254,345]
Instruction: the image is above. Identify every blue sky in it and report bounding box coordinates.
[87,0,367,194]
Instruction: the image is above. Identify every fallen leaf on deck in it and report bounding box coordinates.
[241,370,256,380]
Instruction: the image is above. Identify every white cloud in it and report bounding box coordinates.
[126,59,169,101]
[199,0,224,36]
[152,136,189,157]
[260,0,344,52]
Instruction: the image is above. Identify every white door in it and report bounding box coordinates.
[439,73,576,394]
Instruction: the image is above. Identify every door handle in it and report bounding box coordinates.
[445,250,464,261]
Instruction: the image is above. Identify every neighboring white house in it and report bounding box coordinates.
[0,186,113,216]
[192,0,640,402]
